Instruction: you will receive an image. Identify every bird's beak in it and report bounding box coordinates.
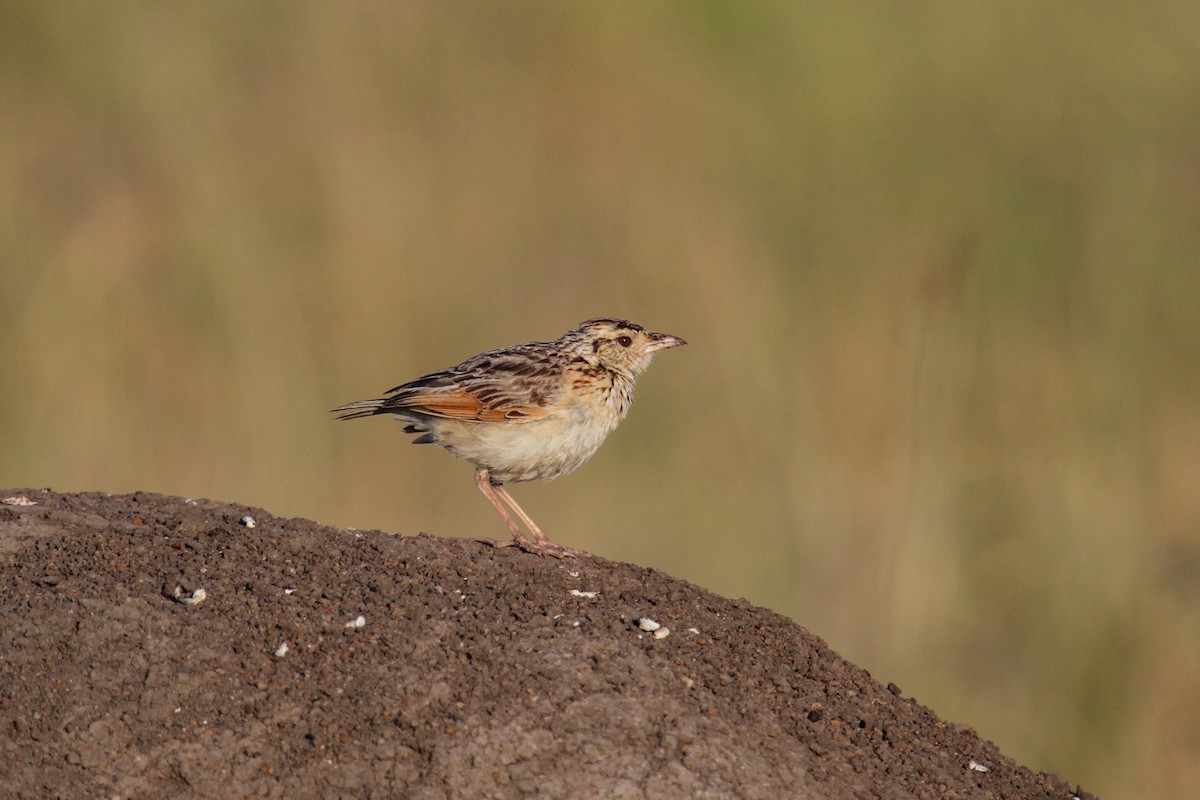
[640,332,687,355]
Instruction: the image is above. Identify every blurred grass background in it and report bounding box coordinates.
[2,2,1198,796]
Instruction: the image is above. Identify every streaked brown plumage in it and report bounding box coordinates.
[332,318,686,557]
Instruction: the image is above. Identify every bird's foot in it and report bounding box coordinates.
[477,536,585,559]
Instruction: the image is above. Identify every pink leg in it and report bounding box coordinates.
[493,484,583,558]
[474,467,535,550]
[474,468,581,558]
[491,484,548,543]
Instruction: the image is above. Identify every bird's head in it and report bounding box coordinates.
[562,318,687,376]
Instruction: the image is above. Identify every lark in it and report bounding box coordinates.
[332,318,686,557]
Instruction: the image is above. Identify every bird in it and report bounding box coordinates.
[332,318,687,558]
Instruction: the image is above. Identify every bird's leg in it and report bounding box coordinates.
[474,467,535,551]
[473,467,581,558]
[493,483,583,559]
[490,484,548,544]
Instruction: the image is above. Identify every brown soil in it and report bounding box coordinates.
[0,489,1095,799]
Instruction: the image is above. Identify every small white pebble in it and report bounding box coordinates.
[182,588,207,606]
[569,589,598,599]
[345,615,366,629]
[653,627,671,639]
[568,570,580,578]
[572,620,581,627]
[284,588,295,595]
[1,496,36,506]
[688,628,700,635]
[968,760,990,773]
[171,586,208,606]
[274,642,290,657]
[638,618,661,632]
[681,676,695,689]
[239,515,257,528]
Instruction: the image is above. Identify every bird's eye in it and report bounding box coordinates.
[617,335,633,347]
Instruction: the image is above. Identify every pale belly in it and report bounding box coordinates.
[418,410,621,483]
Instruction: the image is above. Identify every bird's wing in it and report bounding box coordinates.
[378,344,565,422]
[384,390,548,421]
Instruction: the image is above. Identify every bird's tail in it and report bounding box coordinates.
[330,399,386,420]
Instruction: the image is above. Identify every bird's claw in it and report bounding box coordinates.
[477,536,584,559]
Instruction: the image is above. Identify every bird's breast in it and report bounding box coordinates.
[566,364,635,421]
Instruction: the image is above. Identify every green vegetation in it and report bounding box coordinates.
[3,4,1198,796]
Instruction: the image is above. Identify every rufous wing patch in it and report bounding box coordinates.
[389,391,549,422]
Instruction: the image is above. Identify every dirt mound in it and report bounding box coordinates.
[0,489,1093,799]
